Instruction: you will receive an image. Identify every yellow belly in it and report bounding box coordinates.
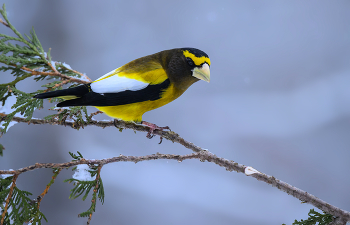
[95,84,181,123]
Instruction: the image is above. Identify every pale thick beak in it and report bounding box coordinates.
[192,63,210,83]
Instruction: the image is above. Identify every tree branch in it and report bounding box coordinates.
[20,66,89,85]
[0,65,89,88]
[0,114,350,223]
[0,114,205,153]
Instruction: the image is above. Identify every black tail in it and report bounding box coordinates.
[33,84,91,107]
[34,84,90,99]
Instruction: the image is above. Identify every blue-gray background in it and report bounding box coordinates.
[1,1,350,224]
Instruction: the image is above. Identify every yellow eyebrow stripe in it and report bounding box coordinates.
[183,50,211,66]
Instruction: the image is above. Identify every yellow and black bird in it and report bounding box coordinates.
[34,48,211,137]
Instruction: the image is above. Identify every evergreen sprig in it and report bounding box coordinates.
[69,151,84,161]
[292,209,334,225]
[43,105,90,129]
[56,62,84,79]
[64,164,105,218]
[0,176,47,225]
[64,177,104,205]
[0,86,43,134]
[282,209,334,225]
[0,3,89,136]
[0,4,48,76]
[0,4,97,222]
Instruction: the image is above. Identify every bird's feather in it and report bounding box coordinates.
[57,79,171,107]
[34,84,90,99]
[91,69,148,93]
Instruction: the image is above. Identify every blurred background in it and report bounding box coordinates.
[1,1,350,224]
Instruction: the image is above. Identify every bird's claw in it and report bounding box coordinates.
[146,132,155,139]
[142,121,170,144]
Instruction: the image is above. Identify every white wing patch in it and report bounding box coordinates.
[91,69,148,94]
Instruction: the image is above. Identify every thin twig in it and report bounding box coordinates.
[61,64,92,82]
[0,18,9,28]
[20,66,88,85]
[0,66,89,87]
[0,153,200,175]
[86,165,102,225]
[88,111,103,121]
[52,79,71,89]
[74,71,92,82]
[47,61,59,74]
[0,174,19,225]
[36,169,61,210]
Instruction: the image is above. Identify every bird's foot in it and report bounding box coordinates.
[141,121,171,144]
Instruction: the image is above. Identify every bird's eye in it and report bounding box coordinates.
[186,57,195,67]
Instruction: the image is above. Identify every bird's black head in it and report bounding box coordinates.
[181,48,210,83]
[163,47,211,91]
